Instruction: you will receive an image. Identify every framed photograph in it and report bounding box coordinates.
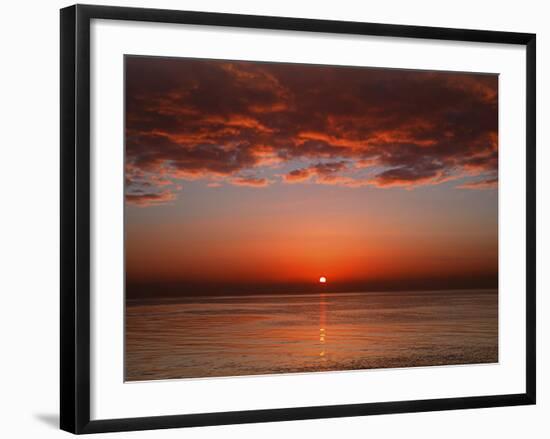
[60,4,536,434]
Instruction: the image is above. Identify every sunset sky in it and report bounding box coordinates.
[125,56,498,298]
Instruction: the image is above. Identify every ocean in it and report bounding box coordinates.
[125,289,498,381]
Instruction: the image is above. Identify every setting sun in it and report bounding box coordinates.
[319,276,327,284]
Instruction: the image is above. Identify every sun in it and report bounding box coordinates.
[319,276,327,284]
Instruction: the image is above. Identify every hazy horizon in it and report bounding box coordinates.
[126,280,498,301]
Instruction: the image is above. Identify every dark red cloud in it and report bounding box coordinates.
[125,56,498,206]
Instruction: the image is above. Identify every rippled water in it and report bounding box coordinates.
[125,290,498,381]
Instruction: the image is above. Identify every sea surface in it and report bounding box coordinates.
[125,289,498,381]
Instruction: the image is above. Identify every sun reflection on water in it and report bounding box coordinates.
[319,293,327,360]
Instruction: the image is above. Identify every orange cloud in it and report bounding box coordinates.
[231,176,271,187]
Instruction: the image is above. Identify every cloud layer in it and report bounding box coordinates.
[125,57,498,206]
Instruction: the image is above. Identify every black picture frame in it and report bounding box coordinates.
[60,4,536,434]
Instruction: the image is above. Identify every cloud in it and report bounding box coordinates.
[126,190,176,207]
[125,57,498,205]
[457,177,498,190]
[283,161,348,183]
[284,167,315,183]
[368,158,453,188]
[231,176,270,187]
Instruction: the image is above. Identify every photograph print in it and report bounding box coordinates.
[124,56,498,382]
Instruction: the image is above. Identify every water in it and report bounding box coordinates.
[125,289,498,381]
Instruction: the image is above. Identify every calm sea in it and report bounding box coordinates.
[125,289,498,381]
